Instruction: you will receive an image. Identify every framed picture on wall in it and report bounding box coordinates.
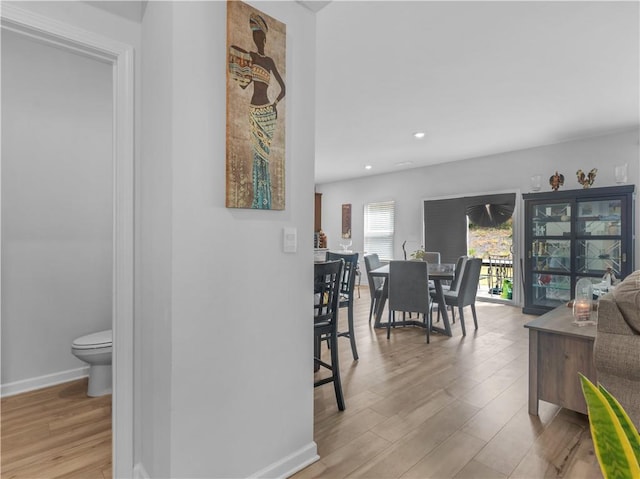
[342,204,352,239]
[226,0,286,210]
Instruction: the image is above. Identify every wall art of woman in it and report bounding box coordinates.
[228,6,286,210]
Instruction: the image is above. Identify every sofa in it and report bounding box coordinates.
[593,269,640,430]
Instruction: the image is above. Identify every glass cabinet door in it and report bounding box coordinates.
[576,199,622,275]
[529,201,572,310]
[531,202,571,237]
[531,239,571,273]
[530,272,571,309]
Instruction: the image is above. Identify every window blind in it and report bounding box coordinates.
[423,198,467,264]
[364,201,395,261]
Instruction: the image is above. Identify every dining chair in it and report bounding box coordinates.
[387,260,432,343]
[424,251,441,264]
[423,251,440,291]
[314,259,346,411]
[432,255,467,322]
[364,253,385,324]
[326,251,360,360]
[442,258,482,336]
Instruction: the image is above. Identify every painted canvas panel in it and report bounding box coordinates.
[226,0,286,210]
[342,204,352,239]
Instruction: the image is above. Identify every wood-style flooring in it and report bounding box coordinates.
[296,288,603,479]
[1,290,602,479]
[1,378,112,479]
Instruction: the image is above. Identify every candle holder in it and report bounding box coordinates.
[572,278,597,326]
[615,163,628,184]
[530,175,542,192]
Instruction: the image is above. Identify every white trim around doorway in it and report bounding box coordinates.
[0,4,135,477]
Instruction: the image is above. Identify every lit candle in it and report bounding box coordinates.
[573,300,591,321]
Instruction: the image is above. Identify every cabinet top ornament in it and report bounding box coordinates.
[576,168,597,189]
[549,171,564,191]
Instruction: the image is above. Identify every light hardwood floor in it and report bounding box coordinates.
[1,290,602,479]
[1,378,112,479]
[296,288,603,479]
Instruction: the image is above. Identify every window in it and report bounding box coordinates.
[364,201,395,261]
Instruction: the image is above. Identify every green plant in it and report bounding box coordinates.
[579,374,640,478]
[410,247,425,260]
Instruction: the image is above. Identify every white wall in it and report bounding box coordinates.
[142,1,318,477]
[1,29,113,391]
[139,2,173,476]
[4,1,317,477]
[317,129,640,296]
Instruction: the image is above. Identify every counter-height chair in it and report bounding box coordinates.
[326,251,360,360]
[387,260,432,343]
[314,259,345,411]
[364,253,385,324]
[442,258,482,336]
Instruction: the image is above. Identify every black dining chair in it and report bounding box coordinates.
[314,259,345,411]
[326,251,360,360]
[364,253,385,324]
[387,260,432,343]
[442,258,482,336]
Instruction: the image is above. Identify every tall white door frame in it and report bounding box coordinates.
[1,5,135,477]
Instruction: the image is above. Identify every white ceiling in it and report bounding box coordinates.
[315,1,640,184]
[85,1,639,185]
[88,1,147,22]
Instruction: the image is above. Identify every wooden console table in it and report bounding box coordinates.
[524,305,597,416]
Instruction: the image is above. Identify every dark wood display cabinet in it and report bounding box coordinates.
[522,185,635,315]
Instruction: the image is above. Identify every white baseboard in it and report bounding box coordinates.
[1,367,89,397]
[133,462,150,479]
[250,442,319,479]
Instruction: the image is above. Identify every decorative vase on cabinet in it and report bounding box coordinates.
[522,185,634,315]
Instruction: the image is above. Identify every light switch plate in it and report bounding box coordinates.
[283,227,297,253]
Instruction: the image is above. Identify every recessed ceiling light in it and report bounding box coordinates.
[413,132,425,139]
[395,161,414,167]
[365,165,373,170]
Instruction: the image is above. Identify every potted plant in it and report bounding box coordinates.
[580,374,640,478]
[410,247,426,261]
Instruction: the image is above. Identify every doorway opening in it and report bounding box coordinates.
[1,5,135,477]
[423,192,517,305]
[468,217,513,303]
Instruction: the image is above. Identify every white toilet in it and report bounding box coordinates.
[71,329,112,397]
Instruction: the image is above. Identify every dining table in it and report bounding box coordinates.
[369,262,456,337]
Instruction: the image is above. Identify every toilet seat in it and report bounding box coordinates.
[72,330,112,350]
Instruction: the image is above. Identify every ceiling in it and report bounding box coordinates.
[314,1,640,184]
[85,1,639,185]
[88,1,147,22]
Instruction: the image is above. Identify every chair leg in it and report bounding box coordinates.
[314,335,321,372]
[387,310,393,339]
[458,306,466,336]
[330,330,345,411]
[368,299,375,324]
[451,306,456,323]
[471,303,478,330]
[347,304,358,360]
[425,312,430,344]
